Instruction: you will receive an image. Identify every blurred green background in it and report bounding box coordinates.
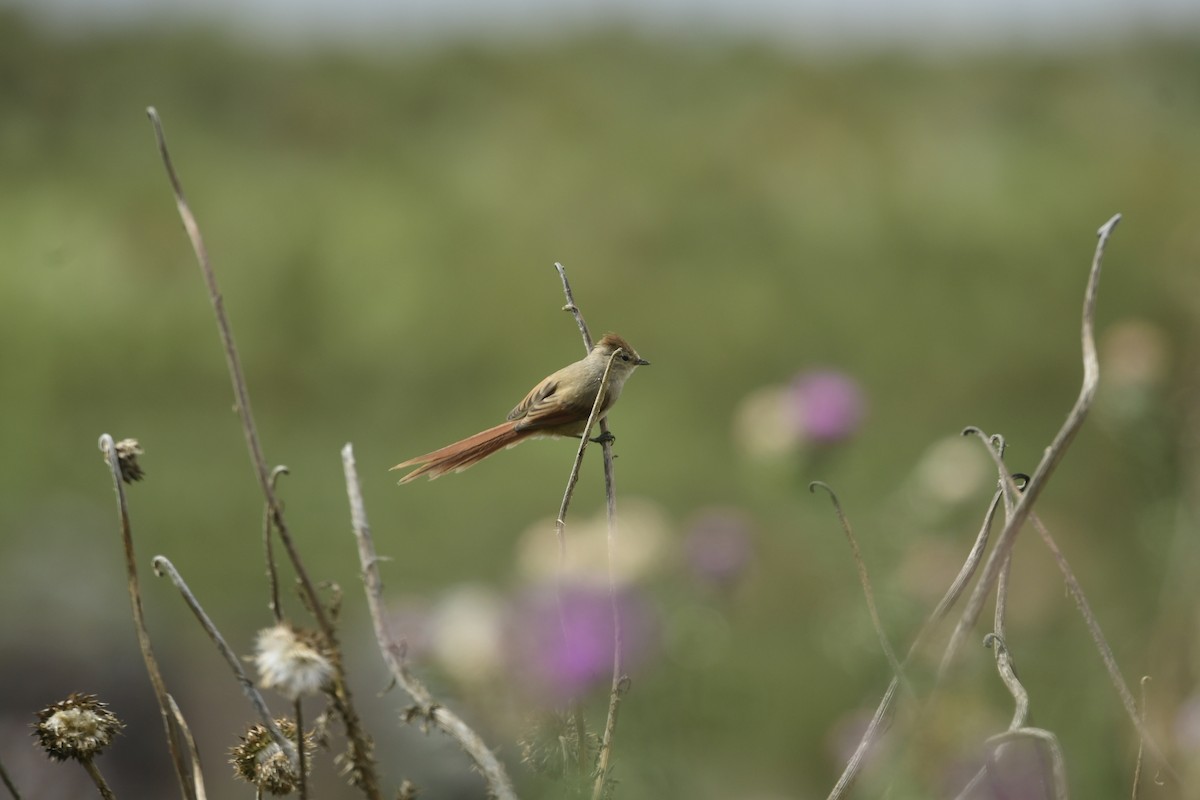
[2,7,1200,798]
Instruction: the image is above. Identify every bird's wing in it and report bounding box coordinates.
[508,371,595,432]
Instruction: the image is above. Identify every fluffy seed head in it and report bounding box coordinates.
[255,624,334,700]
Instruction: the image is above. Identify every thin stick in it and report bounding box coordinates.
[80,759,116,800]
[1132,676,1149,799]
[152,556,299,769]
[937,214,1120,681]
[1028,511,1174,781]
[97,434,194,800]
[264,466,289,623]
[294,700,307,800]
[0,757,19,800]
[167,695,208,800]
[810,482,909,695]
[146,107,380,798]
[341,444,518,800]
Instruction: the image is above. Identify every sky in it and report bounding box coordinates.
[12,0,1200,50]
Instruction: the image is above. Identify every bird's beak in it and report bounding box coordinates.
[636,357,650,366]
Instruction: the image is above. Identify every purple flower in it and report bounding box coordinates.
[789,370,866,444]
[510,584,657,702]
[684,508,753,588]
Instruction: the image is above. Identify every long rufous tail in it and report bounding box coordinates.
[390,421,529,483]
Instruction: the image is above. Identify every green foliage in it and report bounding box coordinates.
[2,11,1199,797]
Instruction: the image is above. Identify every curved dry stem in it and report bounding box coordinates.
[809,482,909,695]
[341,444,517,800]
[146,107,379,798]
[938,214,1120,681]
[167,694,208,800]
[97,433,194,800]
[152,556,298,770]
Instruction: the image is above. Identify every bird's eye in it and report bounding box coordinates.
[621,354,630,362]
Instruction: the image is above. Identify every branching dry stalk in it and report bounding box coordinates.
[554,263,631,799]
[97,433,195,800]
[341,444,518,800]
[146,107,380,798]
[152,556,299,769]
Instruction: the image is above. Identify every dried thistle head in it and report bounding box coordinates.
[255,623,334,701]
[113,438,145,483]
[230,719,314,796]
[33,692,123,762]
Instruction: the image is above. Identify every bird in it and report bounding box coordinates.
[391,333,649,483]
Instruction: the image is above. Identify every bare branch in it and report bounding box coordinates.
[97,433,195,800]
[341,444,517,800]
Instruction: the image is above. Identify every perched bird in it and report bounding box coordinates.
[392,333,649,483]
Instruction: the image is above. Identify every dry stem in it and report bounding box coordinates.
[97,433,195,800]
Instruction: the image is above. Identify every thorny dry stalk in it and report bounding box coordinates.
[152,556,299,770]
[341,444,518,800]
[146,107,381,798]
[554,263,631,799]
[97,433,195,800]
[809,482,910,697]
[1132,677,1150,799]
